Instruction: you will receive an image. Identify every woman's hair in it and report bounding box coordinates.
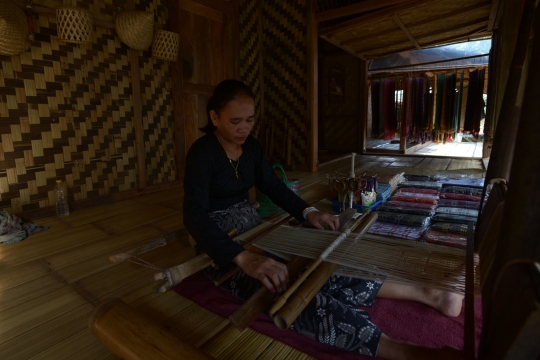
[200,79,256,134]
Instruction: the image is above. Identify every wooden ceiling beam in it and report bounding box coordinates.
[319,0,436,36]
[487,0,501,31]
[364,29,491,59]
[315,0,414,23]
[341,1,491,46]
[356,19,489,56]
[319,36,367,61]
[393,14,421,49]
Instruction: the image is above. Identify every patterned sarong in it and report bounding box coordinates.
[435,207,479,218]
[367,221,428,240]
[375,211,431,227]
[430,222,470,236]
[432,213,477,225]
[423,229,467,249]
[438,199,481,210]
[396,187,440,195]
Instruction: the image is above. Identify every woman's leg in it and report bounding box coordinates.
[376,282,464,317]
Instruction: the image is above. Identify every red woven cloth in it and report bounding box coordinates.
[173,273,482,360]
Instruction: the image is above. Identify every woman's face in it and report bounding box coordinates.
[211,95,255,146]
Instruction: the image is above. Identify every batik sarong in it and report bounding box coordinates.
[422,229,467,250]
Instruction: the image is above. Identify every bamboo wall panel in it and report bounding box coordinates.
[137,0,177,186]
[261,0,308,167]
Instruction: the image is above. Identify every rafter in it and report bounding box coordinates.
[393,14,421,49]
[315,0,414,23]
[487,0,501,31]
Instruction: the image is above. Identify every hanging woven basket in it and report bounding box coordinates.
[56,6,93,44]
[152,30,179,62]
[114,11,154,51]
[0,0,32,56]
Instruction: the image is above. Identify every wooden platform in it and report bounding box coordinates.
[0,155,486,359]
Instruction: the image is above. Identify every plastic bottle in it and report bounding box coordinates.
[55,180,70,217]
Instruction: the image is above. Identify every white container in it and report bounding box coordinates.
[55,180,70,217]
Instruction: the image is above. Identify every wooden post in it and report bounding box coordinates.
[307,0,318,172]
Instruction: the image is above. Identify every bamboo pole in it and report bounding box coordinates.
[269,210,374,316]
[89,298,214,360]
[273,212,378,330]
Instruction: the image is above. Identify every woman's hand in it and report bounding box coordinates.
[306,211,340,231]
[233,251,289,293]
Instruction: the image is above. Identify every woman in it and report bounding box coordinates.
[183,79,464,359]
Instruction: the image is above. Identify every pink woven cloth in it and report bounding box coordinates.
[173,272,482,360]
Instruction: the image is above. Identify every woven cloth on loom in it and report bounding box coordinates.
[399,181,442,190]
[423,229,467,250]
[389,195,438,205]
[438,199,481,210]
[375,211,431,227]
[439,193,484,202]
[432,214,477,225]
[367,221,428,240]
[377,204,435,217]
[441,186,484,197]
[435,207,479,218]
[396,187,440,195]
[430,222,470,236]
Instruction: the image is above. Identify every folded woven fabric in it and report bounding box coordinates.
[439,193,485,202]
[403,174,431,182]
[384,201,437,210]
[367,221,428,240]
[430,222,470,235]
[438,199,481,209]
[375,211,431,227]
[440,186,484,197]
[389,195,438,205]
[399,181,442,190]
[435,207,479,218]
[393,192,439,200]
[432,213,477,225]
[437,177,484,188]
[423,229,467,250]
[376,183,393,202]
[377,205,435,217]
[396,187,440,195]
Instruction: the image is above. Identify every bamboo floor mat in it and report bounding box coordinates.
[0,155,484,359]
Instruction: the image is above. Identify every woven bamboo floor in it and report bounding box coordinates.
[0,155,485,359]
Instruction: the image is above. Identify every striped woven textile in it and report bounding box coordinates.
[399,181,442,190]
[430,222,470,235]
[439,193,485,202]
[384,201,437,210]
[390,195,438,205]
[367,221,428,241]
[377,204,435,217]
[435,207,479,218]
[376,183,393,202]
[396,187,440,195]
[438,199,481,209]
[375,211,431,227]
[423,229,467,250]
[432,214,477,225]
[393,192,439,200]
[440,186,484,197]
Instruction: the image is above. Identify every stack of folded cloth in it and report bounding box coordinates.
[399,181,443,190]
[422,186,484,249]
[376,183,393,203]
[368,185,440,241]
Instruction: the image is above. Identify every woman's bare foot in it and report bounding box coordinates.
[422,287,464,317]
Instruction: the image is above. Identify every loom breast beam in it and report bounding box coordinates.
[273,211,379,330]
[269,209,372,316]
[152,214,294,293]
[228,208,357,331]
[90,298,214,360]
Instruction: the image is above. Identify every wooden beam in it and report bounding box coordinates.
[356,19,489,56]
[340,1,492,47]
[168,0,186,182]
[487,0,501,31]
[370,54,489,72]
[393,14,421,49]
[315,0,414,23]
[320,35,366,61]
[364,28,490,59]
[307,0,318,172]
[319,0,436,36]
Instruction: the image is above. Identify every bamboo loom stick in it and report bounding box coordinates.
[109,230,185,263]
[273,212,379,330]
[228,256,312,331]
[90,298,214,360]
[152,214,294,293]
[269,210,373,316]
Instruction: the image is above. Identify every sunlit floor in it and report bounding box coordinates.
[366,139,484,158]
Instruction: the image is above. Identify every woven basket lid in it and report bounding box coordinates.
[114,11,154,51]
[0,0,31,56]
[152,30,180,62]
[56,6,93,44]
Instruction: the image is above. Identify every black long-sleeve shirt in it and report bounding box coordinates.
[183,133,308,266]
